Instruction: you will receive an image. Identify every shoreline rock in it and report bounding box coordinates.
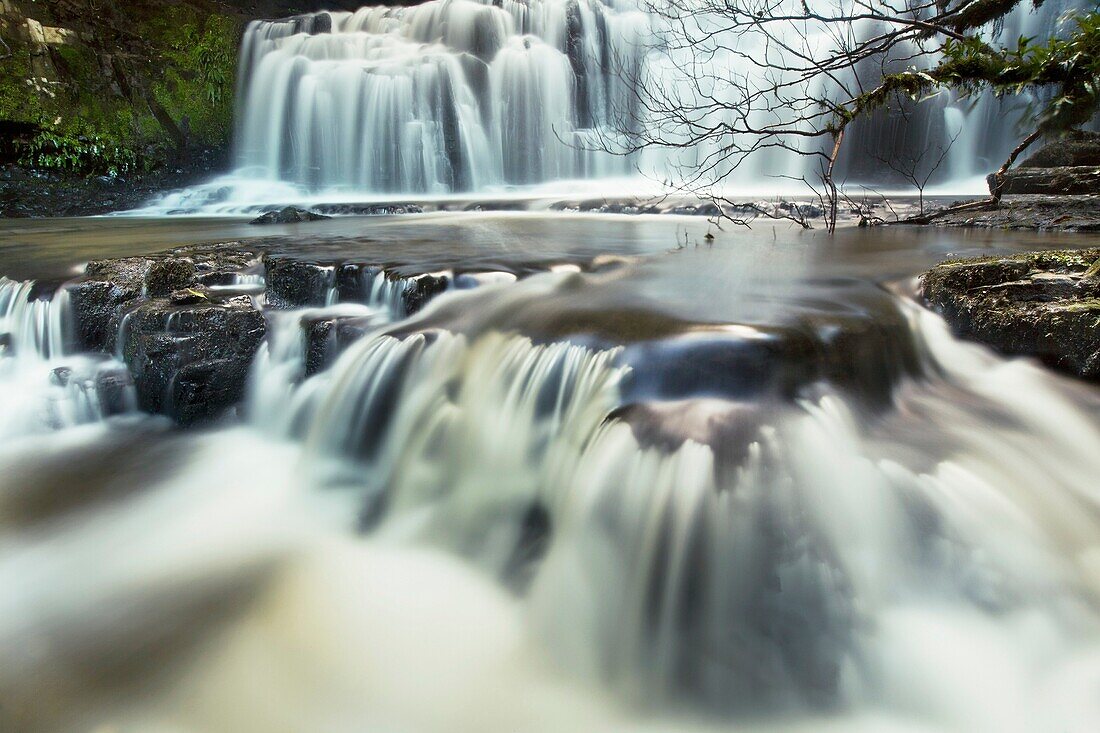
[249,206,331,225]
[921,248,1100,380]
[923,195,1100,231]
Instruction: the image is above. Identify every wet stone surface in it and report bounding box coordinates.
[922,248,1100,379]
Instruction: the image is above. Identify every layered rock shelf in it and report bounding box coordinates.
[57,241,610,425]
[922,248,1100,380]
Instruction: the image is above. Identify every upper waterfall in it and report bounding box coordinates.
[176,0,1089,207]
[234,0,650,193]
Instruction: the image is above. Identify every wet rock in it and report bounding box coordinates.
[304,318,334,377]
[70,245,262,354]
[122,294,266,425]
[335,263,374,302]
[1020,130,1100,168]
[169,286,211,305]
[922,248,1100,379]
[928,194,1100,231]
[146,257,197,297]
[313,203,423,216]
[68,257,151,353]
[263,256,335,308]
[302,312,384,376]
[402,272,450,314]
[989,166,1100,196]
[95,366,135,417]
[249,206,331,225]
[50,366,72,387]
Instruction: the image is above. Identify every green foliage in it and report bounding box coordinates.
[937,12,1100,131]
[17,130,145,176]
[851,11,1100,135]
[0,3,240,175]
[146,9,239,148]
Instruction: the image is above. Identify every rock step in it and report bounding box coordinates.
[990,167,1100,196]
[922,248,1100,379]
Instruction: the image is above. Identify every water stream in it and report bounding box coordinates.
[1,215,1100,732]
[3,0,1100,729]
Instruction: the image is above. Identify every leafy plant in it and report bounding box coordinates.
[18,131,143,176]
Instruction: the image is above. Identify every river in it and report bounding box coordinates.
[1,211,1100,732]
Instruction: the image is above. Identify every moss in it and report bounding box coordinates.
[1052,298,1100,313]
[144,8,239,150]
[0,2,241,174]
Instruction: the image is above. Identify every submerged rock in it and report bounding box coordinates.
[249,206,331,225]
[922,248,1100,379]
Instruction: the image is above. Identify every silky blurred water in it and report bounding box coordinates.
[1,213,1100,733]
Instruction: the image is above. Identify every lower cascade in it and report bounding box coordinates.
[3,218,1100,731]
[0,277,134,436]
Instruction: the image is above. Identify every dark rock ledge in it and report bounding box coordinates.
[922,248,1100,379]
[68,243,267,425]
[62,242,582,425]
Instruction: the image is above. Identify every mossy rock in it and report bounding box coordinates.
[922,248,1100,379]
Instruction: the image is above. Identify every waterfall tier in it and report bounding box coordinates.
[229,0,1088,198]
[235,0,649,192]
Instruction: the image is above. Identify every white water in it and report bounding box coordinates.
[0,277,135,436]
[234,0,648,192]
[134,0,1089,216]
[4,270,1100,730]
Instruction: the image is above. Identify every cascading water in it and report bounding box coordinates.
[220,0,1090,203]
[0,277,135,436]
[233,266,1100,724]
[234,0,649,193]
[4,214,1100,730]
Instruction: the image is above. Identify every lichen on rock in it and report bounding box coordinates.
[922,248,1100,379]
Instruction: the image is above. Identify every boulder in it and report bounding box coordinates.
[249,206,331,225]
[989,166,1100,195]
[122,294,266,425]
[1019,131,1100,168]
[922,249,1100,379]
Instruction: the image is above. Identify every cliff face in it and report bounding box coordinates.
[0,1,246,175]
[0,0,421,178]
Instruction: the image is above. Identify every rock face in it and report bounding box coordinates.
[989,166,1100,196]
[922,249,1100,379]
[1019,131,1100,168]
[123,294,266,425]
[61,242,492,424]
[67,243,266,424]
[984,132,1100,197]
[69,244,261,352]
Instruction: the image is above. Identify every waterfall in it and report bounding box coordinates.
[228,283,1100,719]
[225,0,1088,199]
[234,0,649,193]
[0,278,136,436]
